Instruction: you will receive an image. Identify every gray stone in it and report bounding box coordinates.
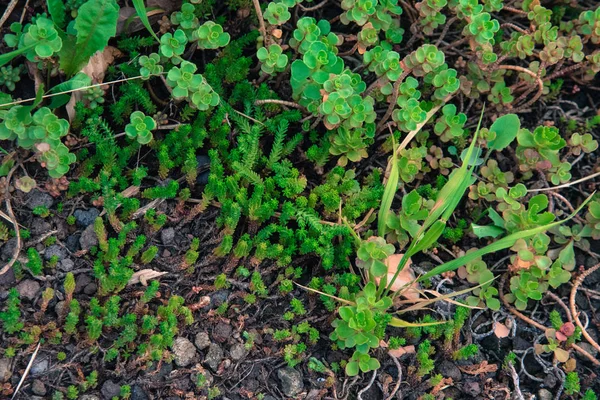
[131,385,149,400]
[74,208,100,228]
[84,283,98,296]
[462,380,481,397]
[578,342,599,359]
[75,274,92,294]
[44,244,67,261]
[538,389,552,400]
[543,372,558,388]
[161,228,175,245]
[0,266,15,287]
[55,300,67,317]
[437,360,462,381]
[206,290,230,310]
[16,279,41,301]
[0,358,11,383]
[277,367,303,397]
[1,237,18,260]
[195,332,211,350]
[230,343,248,361]
[101,380,121,399]
[31,379,46,396]
[80,224,99,250]
[59,258,75,272]
[65,234,81,252]
[25,190,54,210]
[205,343,224,371]
[30,357,49,376]
[30,218,51,236]
[172,337,197,367]
[79,396,100,400]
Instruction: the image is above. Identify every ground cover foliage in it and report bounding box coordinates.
[0,0,600,398]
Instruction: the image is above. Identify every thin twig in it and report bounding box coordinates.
[507,362,525,400]
[252,0,268,45]
[570,263,600,356]
[298,0,329,12]
[500,274,600,366]
[357,370,377,400]
[527,170,600,192]
[0,74,162,108]
[0,0,19,29]
[545,292,573,322]
[0,165,20,276]
[255,99,305,110]
[497,64,544,110]
[11,342,41,400]
[385,355,402,400]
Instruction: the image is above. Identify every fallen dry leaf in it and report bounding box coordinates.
[82,46,122,84]
[493,321,510,338]
[388,345,416,358]
[374,253,420,300]
[458,361,498,375]
[66,46,122,121]
[127,269,167,286]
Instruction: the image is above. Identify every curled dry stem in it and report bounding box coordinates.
[569,263,600,356]
[0,164,21,276]
[500,274,600,366]
[497,64,544,111]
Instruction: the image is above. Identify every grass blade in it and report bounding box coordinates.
[418,193,595,282]
[378,134,399,237]
[132,0,160,42]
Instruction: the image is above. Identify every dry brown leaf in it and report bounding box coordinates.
[554,348,570,363]
[82,46,122,84]
[458,361,498,375]
[66,46,122,121]
[431,377,453,395]
[388,345,415,358]
[25,60,43,94]
[493,321,510,338]
[127,269,167,286]
[563,357,576,372]
[374,253,420,300]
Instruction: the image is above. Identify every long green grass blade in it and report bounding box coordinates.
[417,193,594,282]
[132,0,160,42]
[378,136,399,237]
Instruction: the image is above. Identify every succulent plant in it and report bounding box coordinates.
[193,21,230,50]
[257,44,289,75]
[0,65,22,91]
[159,29,188,60]
[166,60,203,99]
[434,104,466,142]
[263,2,292,25]
[21,16,63,60]
[125,111,156,144]
[189,78,220,111]
[139,53,163,79]
[170,3,199,31]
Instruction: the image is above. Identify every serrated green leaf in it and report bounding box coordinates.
[47,0,66,29]
[59,0,119,76]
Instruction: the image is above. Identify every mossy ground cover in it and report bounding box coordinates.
[0,0,600,399]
